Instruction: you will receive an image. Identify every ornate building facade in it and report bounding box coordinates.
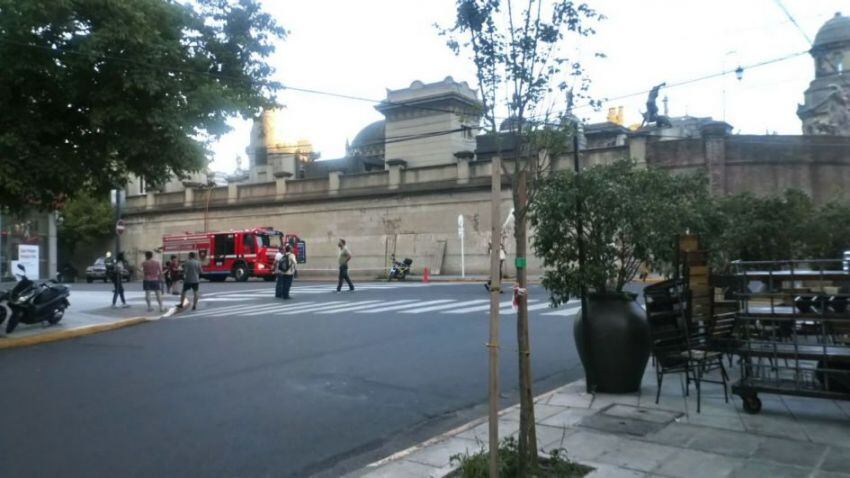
[798,12,850,136]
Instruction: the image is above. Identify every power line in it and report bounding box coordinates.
[773,0,812,44]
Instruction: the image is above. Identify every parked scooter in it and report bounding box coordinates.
[4,264,71,334]
[387,255,413,281]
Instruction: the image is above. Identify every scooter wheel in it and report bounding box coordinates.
[48,307,65,325]
[6,314,20,334]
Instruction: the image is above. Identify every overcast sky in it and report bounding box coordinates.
[210,0,847,174]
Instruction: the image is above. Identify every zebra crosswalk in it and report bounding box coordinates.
[181,296,582,319]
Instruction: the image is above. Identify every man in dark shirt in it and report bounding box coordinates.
[178,252,202,311]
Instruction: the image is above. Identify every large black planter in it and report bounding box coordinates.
[573,293,651,393]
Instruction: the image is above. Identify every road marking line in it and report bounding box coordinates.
[541,305,581,317]
[189,303,256,317]
[446,300,514,314]
[316,299,417,314]
[243,302,317,316]
[202,304,284,318]
[278,300,381,315]
[402,299,489,314]
[355,299,455,314]
[501,300,542,314]
[269,300,348,315]
[527,302,555,311]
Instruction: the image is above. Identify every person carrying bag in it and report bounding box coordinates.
[279,244,297,300]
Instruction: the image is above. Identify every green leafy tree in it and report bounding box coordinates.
[57,193,113,258]
[0,0,284,210]
[530,161,711,303]
[440,1,603,472]
[707,190,815,267]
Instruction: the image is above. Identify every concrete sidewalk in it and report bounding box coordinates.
[352,365,850,477]
[0,287,173,348]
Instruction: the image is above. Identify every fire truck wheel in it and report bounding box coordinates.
[232,263,250,282]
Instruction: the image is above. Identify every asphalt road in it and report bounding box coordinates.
[0,280,584,477]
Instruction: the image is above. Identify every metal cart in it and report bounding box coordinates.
[730,259,850,413]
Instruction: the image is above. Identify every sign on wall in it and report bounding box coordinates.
[16,244,40,280]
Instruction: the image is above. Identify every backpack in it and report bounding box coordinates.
[278,254,292,273]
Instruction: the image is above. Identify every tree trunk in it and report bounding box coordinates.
[515,169,538,473]
[488,155,502,478]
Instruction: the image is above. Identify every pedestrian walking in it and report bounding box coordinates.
[499,242,507,279]
[111,252,130,308]
[336,239,354,292]
[274,246,285,298]
[280,244,297,299]
[165,255,180,295]
[178,251,201,311]
[484,241,504,294]
[141,251,164,313]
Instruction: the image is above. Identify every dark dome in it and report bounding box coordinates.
[814,12,850,48]
[350,120,385,150]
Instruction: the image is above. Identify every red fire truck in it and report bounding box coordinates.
[162,227,305,282]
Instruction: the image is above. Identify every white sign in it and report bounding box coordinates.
[116,219,126,235]
[458,214,465,278]
[17,244,40,280]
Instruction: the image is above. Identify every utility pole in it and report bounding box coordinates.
[488,155,502,478]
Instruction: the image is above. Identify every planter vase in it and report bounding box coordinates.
[573,293,651,393]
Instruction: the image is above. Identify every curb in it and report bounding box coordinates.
[361,383,565,471]
[0,316,151,350]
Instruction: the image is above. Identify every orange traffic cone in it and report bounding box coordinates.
[423,267,430,283]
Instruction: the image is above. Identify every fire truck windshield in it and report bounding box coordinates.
[255,234,280,249]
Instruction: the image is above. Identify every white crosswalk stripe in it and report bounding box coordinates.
[501,300,542,314]
[401,299,489,314]
[203,304,283,318]
[189,303,255,317]
[527,302,556,312]
[354,299,454,314]
[446,300,514,314]
[316,299,417,314]
[541,305,581,317]
[243,302,317,316]
[278,300,381,315]
[171,294,581,319]
[271,301,346,315]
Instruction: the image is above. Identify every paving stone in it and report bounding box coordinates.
[548,390,594,408]
[643,422,703,447]
[557,430,624,462]
[594,438,680,472]
[591,393,641,409]
[579,412,667,437]
[604,404,682,424]
[539,407,596,428]
[751,436,827,468]
[813,470,850,478]
[499,403,566,423]
[687,427,764,458]
[729,459,810,478]
[651,449,744,478]
[739,410,808,440]
[682,412,746,432]
[585,462,647,477]
[454,419,517,443]
[403,437,478,468]
[821,446,850,474]
[359,459,440,478]
[536,423,577,452]
[799,420,850,448]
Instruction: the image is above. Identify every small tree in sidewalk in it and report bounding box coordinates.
[439,1,602,473]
